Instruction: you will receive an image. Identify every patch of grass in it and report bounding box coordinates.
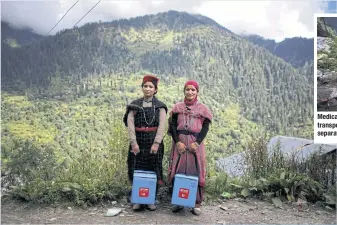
[2,95,32,107]
[4,38,20,48]
[122,28,177,54]
[209,56,216,65]
[156,31,174,50]
[7,122,56,143]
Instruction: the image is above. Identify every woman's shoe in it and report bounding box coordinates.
[191,207,201,216]
[171,205,184,213]
[147,204,156,211]
[132,204,142,211]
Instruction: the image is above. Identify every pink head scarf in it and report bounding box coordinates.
[184,80,199,106]
[184,80,199,91]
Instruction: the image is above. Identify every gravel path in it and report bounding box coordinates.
[1,198,336,224]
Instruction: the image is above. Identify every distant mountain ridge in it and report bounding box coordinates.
[243,35,314,68]
[2,14,313,68]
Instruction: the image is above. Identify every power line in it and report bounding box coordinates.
[19,0,79,49]
[50,0,101,49]
[73,0,101,29]
[15,0,100,79]
[45,0,80,36]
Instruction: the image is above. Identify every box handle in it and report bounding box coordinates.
[176,150,200,177]
[132,148,161,180]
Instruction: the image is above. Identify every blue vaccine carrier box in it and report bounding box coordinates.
[171,174,199,208]
[131,170,157,205]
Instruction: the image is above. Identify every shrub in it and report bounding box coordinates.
[207,135,336,207]
[2,138,59,203]
[2,123,131,206]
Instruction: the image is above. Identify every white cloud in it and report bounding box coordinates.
[193,1,327,42]
[1,0,329,42]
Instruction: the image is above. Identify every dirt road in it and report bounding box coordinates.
[2,198,335,224]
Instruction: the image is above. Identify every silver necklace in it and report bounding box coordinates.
[142,104,156,126]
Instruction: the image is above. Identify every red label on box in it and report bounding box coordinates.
[139,187,149,197]
[178,188,189,199]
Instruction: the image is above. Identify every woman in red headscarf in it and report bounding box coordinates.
[123,74,168,211]
[167,80,212,216]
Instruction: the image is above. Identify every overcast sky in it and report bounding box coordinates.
[1,0,330,42]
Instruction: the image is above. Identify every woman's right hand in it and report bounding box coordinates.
[176,141,186,154]
[131,143,140,155]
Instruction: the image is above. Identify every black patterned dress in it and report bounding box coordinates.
[123,97,168,183]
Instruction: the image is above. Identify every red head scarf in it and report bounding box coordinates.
[143,74,159,87]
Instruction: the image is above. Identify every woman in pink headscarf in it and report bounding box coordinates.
[167,80,212,216]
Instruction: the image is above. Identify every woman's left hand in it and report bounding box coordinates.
[189,142,199,153]
[150,143,159,154]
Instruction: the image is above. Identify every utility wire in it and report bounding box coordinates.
[20,0,79,48]
[14,0,79,73]
[73,0,101,28]
[50,0,101,49]
[44,0,80,36]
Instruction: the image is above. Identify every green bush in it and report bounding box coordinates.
[207,136,336,207]
[2,138,59,203]
[2,124,131,206]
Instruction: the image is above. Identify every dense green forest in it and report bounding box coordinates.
[1,11,316,203]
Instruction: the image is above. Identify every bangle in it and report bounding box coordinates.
[195,142,200,147]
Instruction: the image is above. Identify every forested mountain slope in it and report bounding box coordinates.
[1,11,314,164]
[1,21,43,46]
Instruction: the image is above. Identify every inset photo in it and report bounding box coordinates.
[317,16,337,111]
